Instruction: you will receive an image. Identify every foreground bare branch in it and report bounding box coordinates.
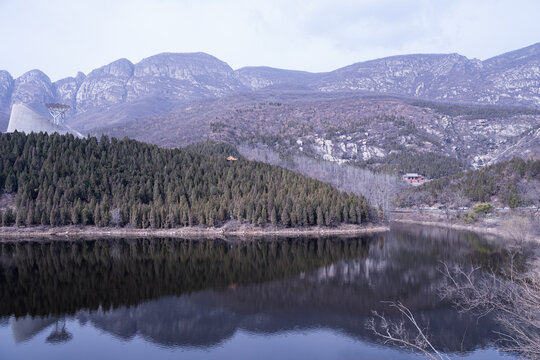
[369,247,539,360]
[367,301,450,360]
[439,261,540,359]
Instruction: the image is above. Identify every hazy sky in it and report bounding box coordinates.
[1,0,539,81]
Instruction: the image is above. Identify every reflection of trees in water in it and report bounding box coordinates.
[0,236,371,317]
[0,228,517,354]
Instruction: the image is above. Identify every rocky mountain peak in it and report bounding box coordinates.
[135,52,234,78]
[14,69,51,85]
[484,42,540,69]
[87,58,134,79]
[126,52,244,101]
[12,69,55,107]
[0,70,13,85]
[75,71,87,85]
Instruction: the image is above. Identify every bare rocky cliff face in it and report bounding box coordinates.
[55,72,86,115]
[75,58,134,113]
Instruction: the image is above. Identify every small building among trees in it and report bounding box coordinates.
[402,173,428,186]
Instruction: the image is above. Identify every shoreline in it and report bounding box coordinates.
[1,212,536,242]
[0,223,389,241]
[391,219,510,238]
[391,208,539,243]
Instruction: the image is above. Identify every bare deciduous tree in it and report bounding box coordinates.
[109,208,122,227]
[239,144,405,220]
[369,251,539,359]
[517,180,540,206]
[500,216,538,242]
[439,261,540,359]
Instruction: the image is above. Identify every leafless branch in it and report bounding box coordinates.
[369,245,539,360]
[367,301,451,360]
[438,256,540,359]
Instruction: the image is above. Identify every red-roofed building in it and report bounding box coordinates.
[402,173,428,186]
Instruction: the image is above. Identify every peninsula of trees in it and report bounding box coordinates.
[0,132,372,228]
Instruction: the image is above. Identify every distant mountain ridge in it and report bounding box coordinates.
[1,43,539,122]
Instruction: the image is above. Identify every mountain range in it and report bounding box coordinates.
[2,43,540,115]
[1,42,539,171]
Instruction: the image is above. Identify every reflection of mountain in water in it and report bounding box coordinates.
[80,296,239,348]
[8,316,58,343]
[75,279,500,353]
[0,227,512,353]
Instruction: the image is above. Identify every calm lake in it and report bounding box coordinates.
[0,226,519,359]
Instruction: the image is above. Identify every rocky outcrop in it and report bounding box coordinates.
[480,44,540,106]
[75,59,134,112]
[490,127,540,163]
[54,72,86,113]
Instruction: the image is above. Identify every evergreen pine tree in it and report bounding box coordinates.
[316,207,324,226]
[270,207,277,226]
[281,207,290,227]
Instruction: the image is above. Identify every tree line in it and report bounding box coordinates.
[0,132,372,228]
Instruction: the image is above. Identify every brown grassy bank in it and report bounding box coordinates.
[391,208,539,243]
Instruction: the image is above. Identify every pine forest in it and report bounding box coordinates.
[0,132,372,228]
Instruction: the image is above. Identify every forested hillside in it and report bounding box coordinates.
[397,158,540,207]
[0,132,372,228]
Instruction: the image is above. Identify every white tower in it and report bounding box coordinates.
[45,103,70,125]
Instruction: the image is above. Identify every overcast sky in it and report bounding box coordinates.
[1,0,539,81]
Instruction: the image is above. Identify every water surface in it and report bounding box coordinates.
[0,226,518,359]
